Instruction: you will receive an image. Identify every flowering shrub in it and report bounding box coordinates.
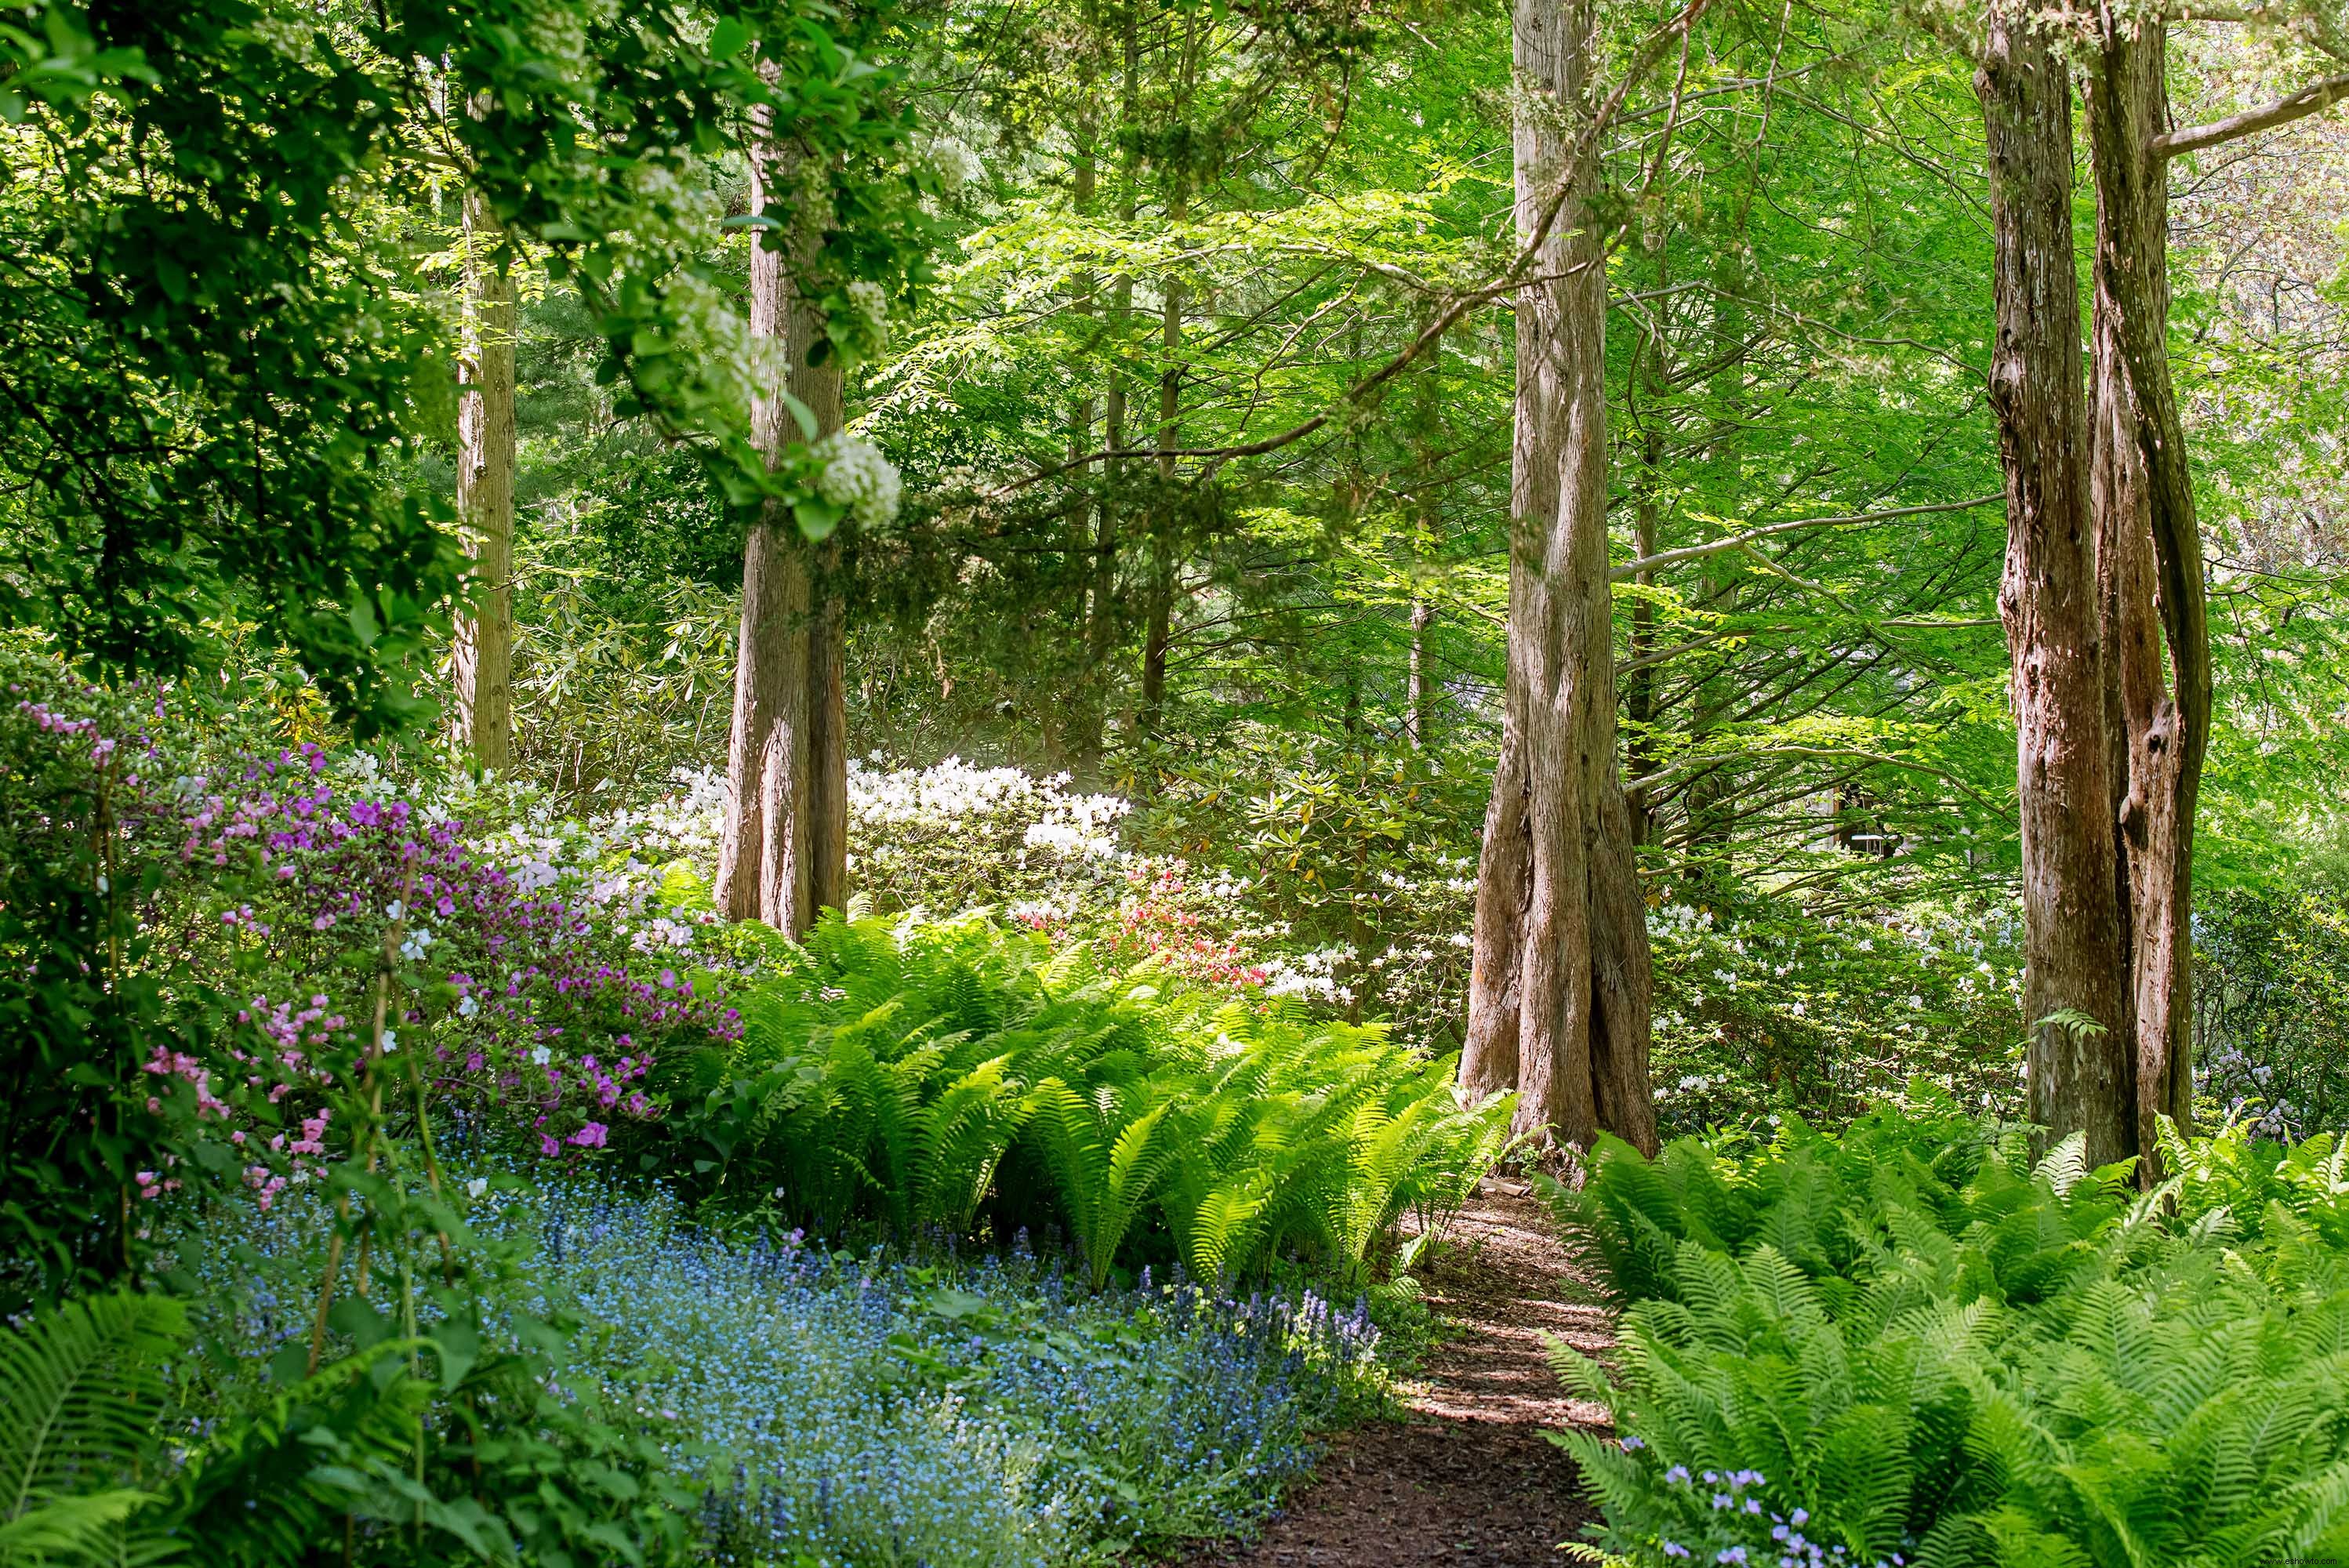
[842,755,1131,918]
[1645,897,2025,1135]
[0,658,232,1307]
[142,750,746,1181]
[2192,881,2349,1138]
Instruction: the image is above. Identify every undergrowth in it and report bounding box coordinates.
[1545,1090,2349,1568]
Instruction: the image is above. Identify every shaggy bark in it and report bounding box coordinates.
[1977,1,2137,1166]
[1461,0,1656,1154]
[2086,19,2206,1155]
[716,134,848,934]
[452,187,515,771]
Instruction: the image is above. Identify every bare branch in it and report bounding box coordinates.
[2154,71,2349,159]
[1609,493,2004,580]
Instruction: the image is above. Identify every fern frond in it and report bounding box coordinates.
[0,1293,185,1540]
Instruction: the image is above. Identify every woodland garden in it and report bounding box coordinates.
[8,0,2349,1563]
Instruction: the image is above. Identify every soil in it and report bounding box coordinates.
[1190,1179,1613,1566]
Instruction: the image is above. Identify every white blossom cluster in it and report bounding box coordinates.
[923,135,984,189]
[844,279,890,352]
[848,757,1135,916]
[1262,946,1355,1006]
[815,433,903,528]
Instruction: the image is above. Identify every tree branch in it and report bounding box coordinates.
[975,0,1718,503]
[2153,72,2349,159]
[1610,493,2003,580]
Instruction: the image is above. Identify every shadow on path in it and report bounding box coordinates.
[1190,1181,1612,1566]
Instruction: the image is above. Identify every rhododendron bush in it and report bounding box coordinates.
[1,659,753,1268]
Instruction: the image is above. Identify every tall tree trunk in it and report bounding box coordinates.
[717,133,848,934]
[1407,601,1434,750]
[1625,425,1663,844]
[1406,310,1443,753]
[794,216,850,920]
[1461,0,1656,1154]
[453,187,515,771]
[1682,244,1745,887]
[1977,0,2137,1167]
[1138,215,1184,737]
[2086,19,2204,1154]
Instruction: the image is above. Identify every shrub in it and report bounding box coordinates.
[1548,1095,2349,1566]
[0,1283,699,1568]
[2195,883,2349,1138]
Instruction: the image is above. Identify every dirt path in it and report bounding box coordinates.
[1193,1179,1613,1566]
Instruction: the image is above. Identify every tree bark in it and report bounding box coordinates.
[1625,425,1662,844]
[1682,243,1745,887]
[2085,18,2203,1155]
[1138,239,1184,737]
[1977,0,2137,1167]
[452,187,515,772]
[1460,0,1656,1155]
[716,132,848,935]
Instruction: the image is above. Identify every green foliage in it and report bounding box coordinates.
[0,1290,183,1565]
[0,1283,703,1567]
[671,909,1513,1288]
[0,0,918,731]
[1548,1100,2349,1566]
[2195,882,2349,1138]
[0,652,226,1312]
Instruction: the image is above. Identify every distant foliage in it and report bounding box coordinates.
[1645,897,2026,1136]
[2195,882,2349,1138]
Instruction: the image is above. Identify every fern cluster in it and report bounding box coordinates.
[0,1289,701,1568]
[669,910,1513,1288]
[1548,1087,2349,1567]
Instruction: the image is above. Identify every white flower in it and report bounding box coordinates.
[814,433,902,528]
[465,1178,488,1200]
[458,994,479,1018]
[386,899,404,920]
[379,1029,398,1054]
[531,1046,554,1066]
[924,135,983,188]
[845,279,890,350]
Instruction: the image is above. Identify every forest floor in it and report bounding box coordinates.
[1191,1181,1612,1566]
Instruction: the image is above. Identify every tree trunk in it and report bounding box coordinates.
[1460,0,1656,1155]
[2085,19,2204,1155]
[1977,0,2137,1167]
[1407,601,1433,750]
[1682,245,1745,887]
[1625,425,1662,844]
[1138,239,1184,738]
[1406,311,1443,753]
[452,187,515,772]
[716,133,848,934]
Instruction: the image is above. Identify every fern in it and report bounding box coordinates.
[688,909,1511,1290]
[0,1291,186,1567]
[1565,1105,2349,1568]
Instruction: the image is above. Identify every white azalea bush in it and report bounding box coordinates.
[1646,898,2026,1135]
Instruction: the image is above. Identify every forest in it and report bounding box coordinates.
[5,0,2349,1563]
